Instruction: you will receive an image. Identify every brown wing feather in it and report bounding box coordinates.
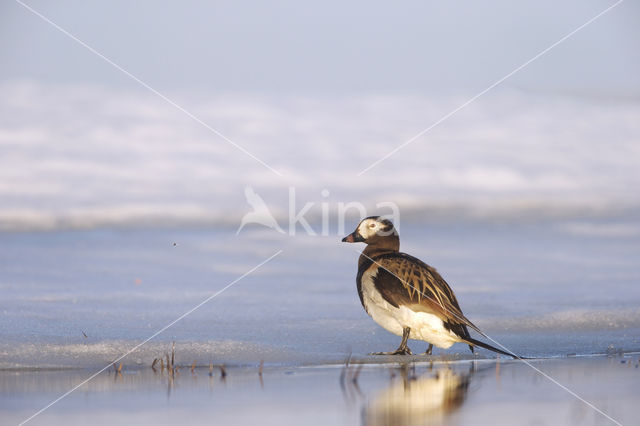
[372,253,482,335]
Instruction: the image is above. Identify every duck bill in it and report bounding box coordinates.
[342,231,364,243]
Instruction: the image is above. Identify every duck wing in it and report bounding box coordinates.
[371,252,483,336]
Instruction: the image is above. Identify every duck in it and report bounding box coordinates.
[342,216,518,358]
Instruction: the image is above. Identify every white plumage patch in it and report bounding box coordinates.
[361,265,461,349]
[357,218,381,239]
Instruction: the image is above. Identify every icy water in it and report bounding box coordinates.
[2,219,640,425]
[2,356,639,426]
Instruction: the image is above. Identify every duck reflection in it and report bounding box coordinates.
[364,366,471,426]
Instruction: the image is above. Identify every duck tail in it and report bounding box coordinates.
[464,336,523,359]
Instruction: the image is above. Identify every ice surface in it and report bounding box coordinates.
[1,221,639,369]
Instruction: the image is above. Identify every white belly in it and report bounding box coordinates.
[361,267,461,349]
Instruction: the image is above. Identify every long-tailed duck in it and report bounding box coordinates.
[342,216,518,357]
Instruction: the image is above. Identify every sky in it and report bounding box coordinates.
[1,0,638,95]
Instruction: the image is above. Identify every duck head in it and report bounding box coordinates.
[342,216,399,251]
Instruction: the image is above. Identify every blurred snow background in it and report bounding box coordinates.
[1,82,639,231]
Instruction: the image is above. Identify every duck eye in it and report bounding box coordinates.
[368,223,376,228]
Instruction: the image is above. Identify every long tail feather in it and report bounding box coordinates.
[464,336,522,359]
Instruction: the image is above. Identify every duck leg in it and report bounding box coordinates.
[425,343,433,355]
[371,327,412,355]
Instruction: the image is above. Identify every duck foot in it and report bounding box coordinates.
[370,327,412,355]
[370,347,413,356]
